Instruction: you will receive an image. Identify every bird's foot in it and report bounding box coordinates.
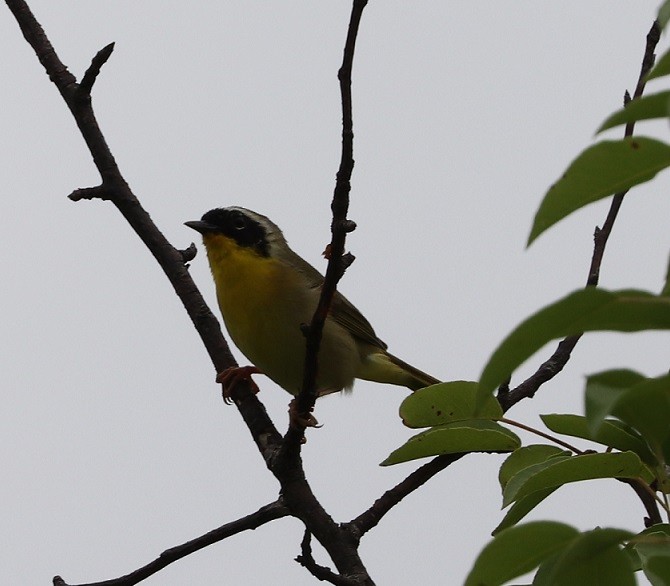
[288,398,320,429]
[216,366,261,403]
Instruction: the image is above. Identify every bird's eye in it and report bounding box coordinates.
[232,216,246,230]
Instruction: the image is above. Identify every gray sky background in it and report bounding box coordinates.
[3,2,670,584]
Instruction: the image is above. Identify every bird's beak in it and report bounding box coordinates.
[184,220,217,234]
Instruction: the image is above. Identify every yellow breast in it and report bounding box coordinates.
[204,233,281,349]
[202,233,358,395]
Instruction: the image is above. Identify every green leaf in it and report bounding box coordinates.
[493,488,558,535]
[639,542,670,586]
[585,370,647,435]
[477,289,670,407]
[528,138,670,244]
[635,523,670,539]
[499,445,570,489]
[540,413,656,465]
[632,525,670,586]
[399,380,502,429]
[611,374,670,457]
[533,528,635,586]
[597,92,670,133]
[465,521,579,586]
[381,420,520,466]
[585,372,670,460]
[503,451,645,508]
[501,456,570,509]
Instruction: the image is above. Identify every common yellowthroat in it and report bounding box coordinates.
[185,207,439,398]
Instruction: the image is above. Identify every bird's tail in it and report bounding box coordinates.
[358,349,440,391]
[386,352,441,391]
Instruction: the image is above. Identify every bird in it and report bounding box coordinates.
[185,206,440,404]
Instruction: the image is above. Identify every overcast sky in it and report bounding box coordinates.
[2,2,669,585]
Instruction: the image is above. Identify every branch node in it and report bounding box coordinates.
[78,42,115,96]
[179,243,198,263]
[341,252,356,271]
[338,219,357,233]
[68,185,113,202]
[296,530,361,586]
[341,521,362,546]
[496,376,511,397]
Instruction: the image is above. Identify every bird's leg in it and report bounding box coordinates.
[216,366,261,403]
[288,398,320,428]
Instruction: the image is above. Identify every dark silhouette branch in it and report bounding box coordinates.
[9,0,661,582]
[68,186,113,201]
[178,242,198,263]
[287,0,368,445]
[53,499,289,586]
[53,500,290,586]
[497,23,665,526]
[5,0,242,385]
[296,531,363,586]
[7,0,288,470]
[497,19,661,411]
[6,0,376,583]
[346,454,463,539]
[268,6,376,581]
[350,20,664,539]
[620,478,664,527]
[78,42,115,95]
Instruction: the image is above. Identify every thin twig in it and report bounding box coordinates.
[346,454,463,538]
[350,20,663,540]
[499,417,584,454]
[6,0,285,463]
[53,501,290,586]
[497,20,661,411]
[78,42,115,96]
[179,242,198,263]
[6,0,244,389]
[68,185,112,201]
[285,0,368,445]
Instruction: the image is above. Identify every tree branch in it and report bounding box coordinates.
[7,0,377,583]
[620,478,664,527]
[286,0,368,445]
[52,501,290,586]
[494,20,664,526]
[78,42,115,96]
[296,531,364,586]
[346,454,463,539]
[497,19,661,411]
[6,0,241,384]
[349,19,664,539]
[11,0,660,582]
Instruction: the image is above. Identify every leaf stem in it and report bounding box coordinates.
[499,417,584,455]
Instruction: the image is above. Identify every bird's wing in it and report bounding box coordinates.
[279,247,387,350]
[329,292,387,350]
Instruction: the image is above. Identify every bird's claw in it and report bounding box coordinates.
[216,366,261,403]
[288,398,321,429]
